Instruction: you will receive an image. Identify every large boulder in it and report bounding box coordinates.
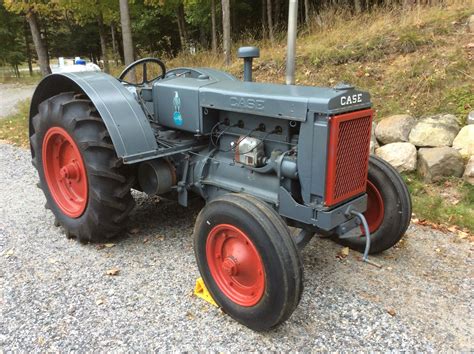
[375,114,415,144]
[452,125,474,158]
[375,142,417,172]
[463,156,474,185]
[417,147,464,182]
[468,111,474,125]
[409,114,460,147]
[468,14,474,33]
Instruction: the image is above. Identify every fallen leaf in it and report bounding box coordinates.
[106,268,120,276]
[143,238,149,244]
[96,299,105,305]
[336,247,350,259]
[387,308,396,316]
[129,228,140,235]
[104,243,116,248]
[435,248,441,253]
[5,249,14,257]
[48,258,58,264]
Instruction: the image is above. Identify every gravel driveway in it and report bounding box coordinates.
[0,83,36,119]
[0,143,472,351]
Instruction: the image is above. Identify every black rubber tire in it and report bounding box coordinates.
[30,92,135,243]
[193,193,303,331]
[332,155,412,254]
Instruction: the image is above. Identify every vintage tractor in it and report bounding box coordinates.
[29,47,411,331]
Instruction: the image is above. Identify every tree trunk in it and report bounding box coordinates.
[221,0,231,66]
[97,12,110,73]
[110,23,119,64]
[177,3,188,50]
[24,21,33,76]
[304,0,310,25]
[261,0,267,39]
[211,0,218,54]
[354,0,362,13]
[267,0,274,44]
[274,0,280,29]
[25,9,50,76]
[119,0,134,66]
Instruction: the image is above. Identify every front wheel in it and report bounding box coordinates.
[332,155,412,254]
[193,194,303,331]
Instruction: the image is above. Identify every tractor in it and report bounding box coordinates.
[29,47,411,331]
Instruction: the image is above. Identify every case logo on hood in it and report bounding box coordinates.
[340,93,363,106]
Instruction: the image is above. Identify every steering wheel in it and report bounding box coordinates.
[118,57,166,86]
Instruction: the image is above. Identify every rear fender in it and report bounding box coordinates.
[29,72,158,163]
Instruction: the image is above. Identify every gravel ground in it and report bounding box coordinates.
[0,142,472,351]
[0,83,35,118]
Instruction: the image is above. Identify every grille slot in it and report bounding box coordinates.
[325,109,373,206]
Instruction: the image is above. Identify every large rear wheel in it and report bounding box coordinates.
[30,92,135,243]
[193,193,303,331]
[332,155,412,254]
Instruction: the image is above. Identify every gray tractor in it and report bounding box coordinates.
[29,47,411,331]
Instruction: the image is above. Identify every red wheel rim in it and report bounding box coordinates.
[363,180,384,233]
[42,127,88,218]
[206,224,265,307]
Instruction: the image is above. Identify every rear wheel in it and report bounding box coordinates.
[30,92,135,243]
[193,193,303,331]
[332,155,412,254]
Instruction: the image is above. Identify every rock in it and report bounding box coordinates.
[453,125,474,158]
[417,147,464,182]
[468,111,474,125]
[375,114,415,144]
[375,142,417,172]
[468,14,474,33]
[463,156,474,185]
[409,114,460,147]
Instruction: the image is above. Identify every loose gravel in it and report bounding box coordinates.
[0,142,472,351]
[0,84,35,118]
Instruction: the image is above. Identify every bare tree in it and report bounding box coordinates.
[119,0,134,66]
[97,11,110,73]
[261,0,267,39]
[25,9,51,76]
[304,0,310,25]
[221,0,231,65]
[211,0,217,54]
[267,0,274,43]
[176,3,188,50]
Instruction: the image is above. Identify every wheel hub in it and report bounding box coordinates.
[222,257,238,276]
[42,127,88,218]
[206,224,265,307]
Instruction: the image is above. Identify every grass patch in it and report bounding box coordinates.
[0,99,30,147]
[403,173,474,232]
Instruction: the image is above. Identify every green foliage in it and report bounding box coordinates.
[403,173,474,232]
[437,86,474,125]
[0,3,26,71]
[0,99,30,147]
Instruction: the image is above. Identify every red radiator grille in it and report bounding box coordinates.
[325,109,373,206]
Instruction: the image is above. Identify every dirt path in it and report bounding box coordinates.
[0,83,36,118]
[0,143,472,351]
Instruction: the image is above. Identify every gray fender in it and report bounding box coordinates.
[29,72,158,163]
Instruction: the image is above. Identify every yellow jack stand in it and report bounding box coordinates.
[194,277,218,307]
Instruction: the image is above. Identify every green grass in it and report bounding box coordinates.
[0,99,30,147]
[403,173,474,232]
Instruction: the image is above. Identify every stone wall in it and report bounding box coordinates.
[372,112,473,184]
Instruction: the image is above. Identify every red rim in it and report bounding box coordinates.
[42,127,88,218]
[206,224,265,307]
[363,180,384,233]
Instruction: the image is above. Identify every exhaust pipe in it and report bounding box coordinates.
[286,0,298,85]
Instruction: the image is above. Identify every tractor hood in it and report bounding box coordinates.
[199,79,372,121]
